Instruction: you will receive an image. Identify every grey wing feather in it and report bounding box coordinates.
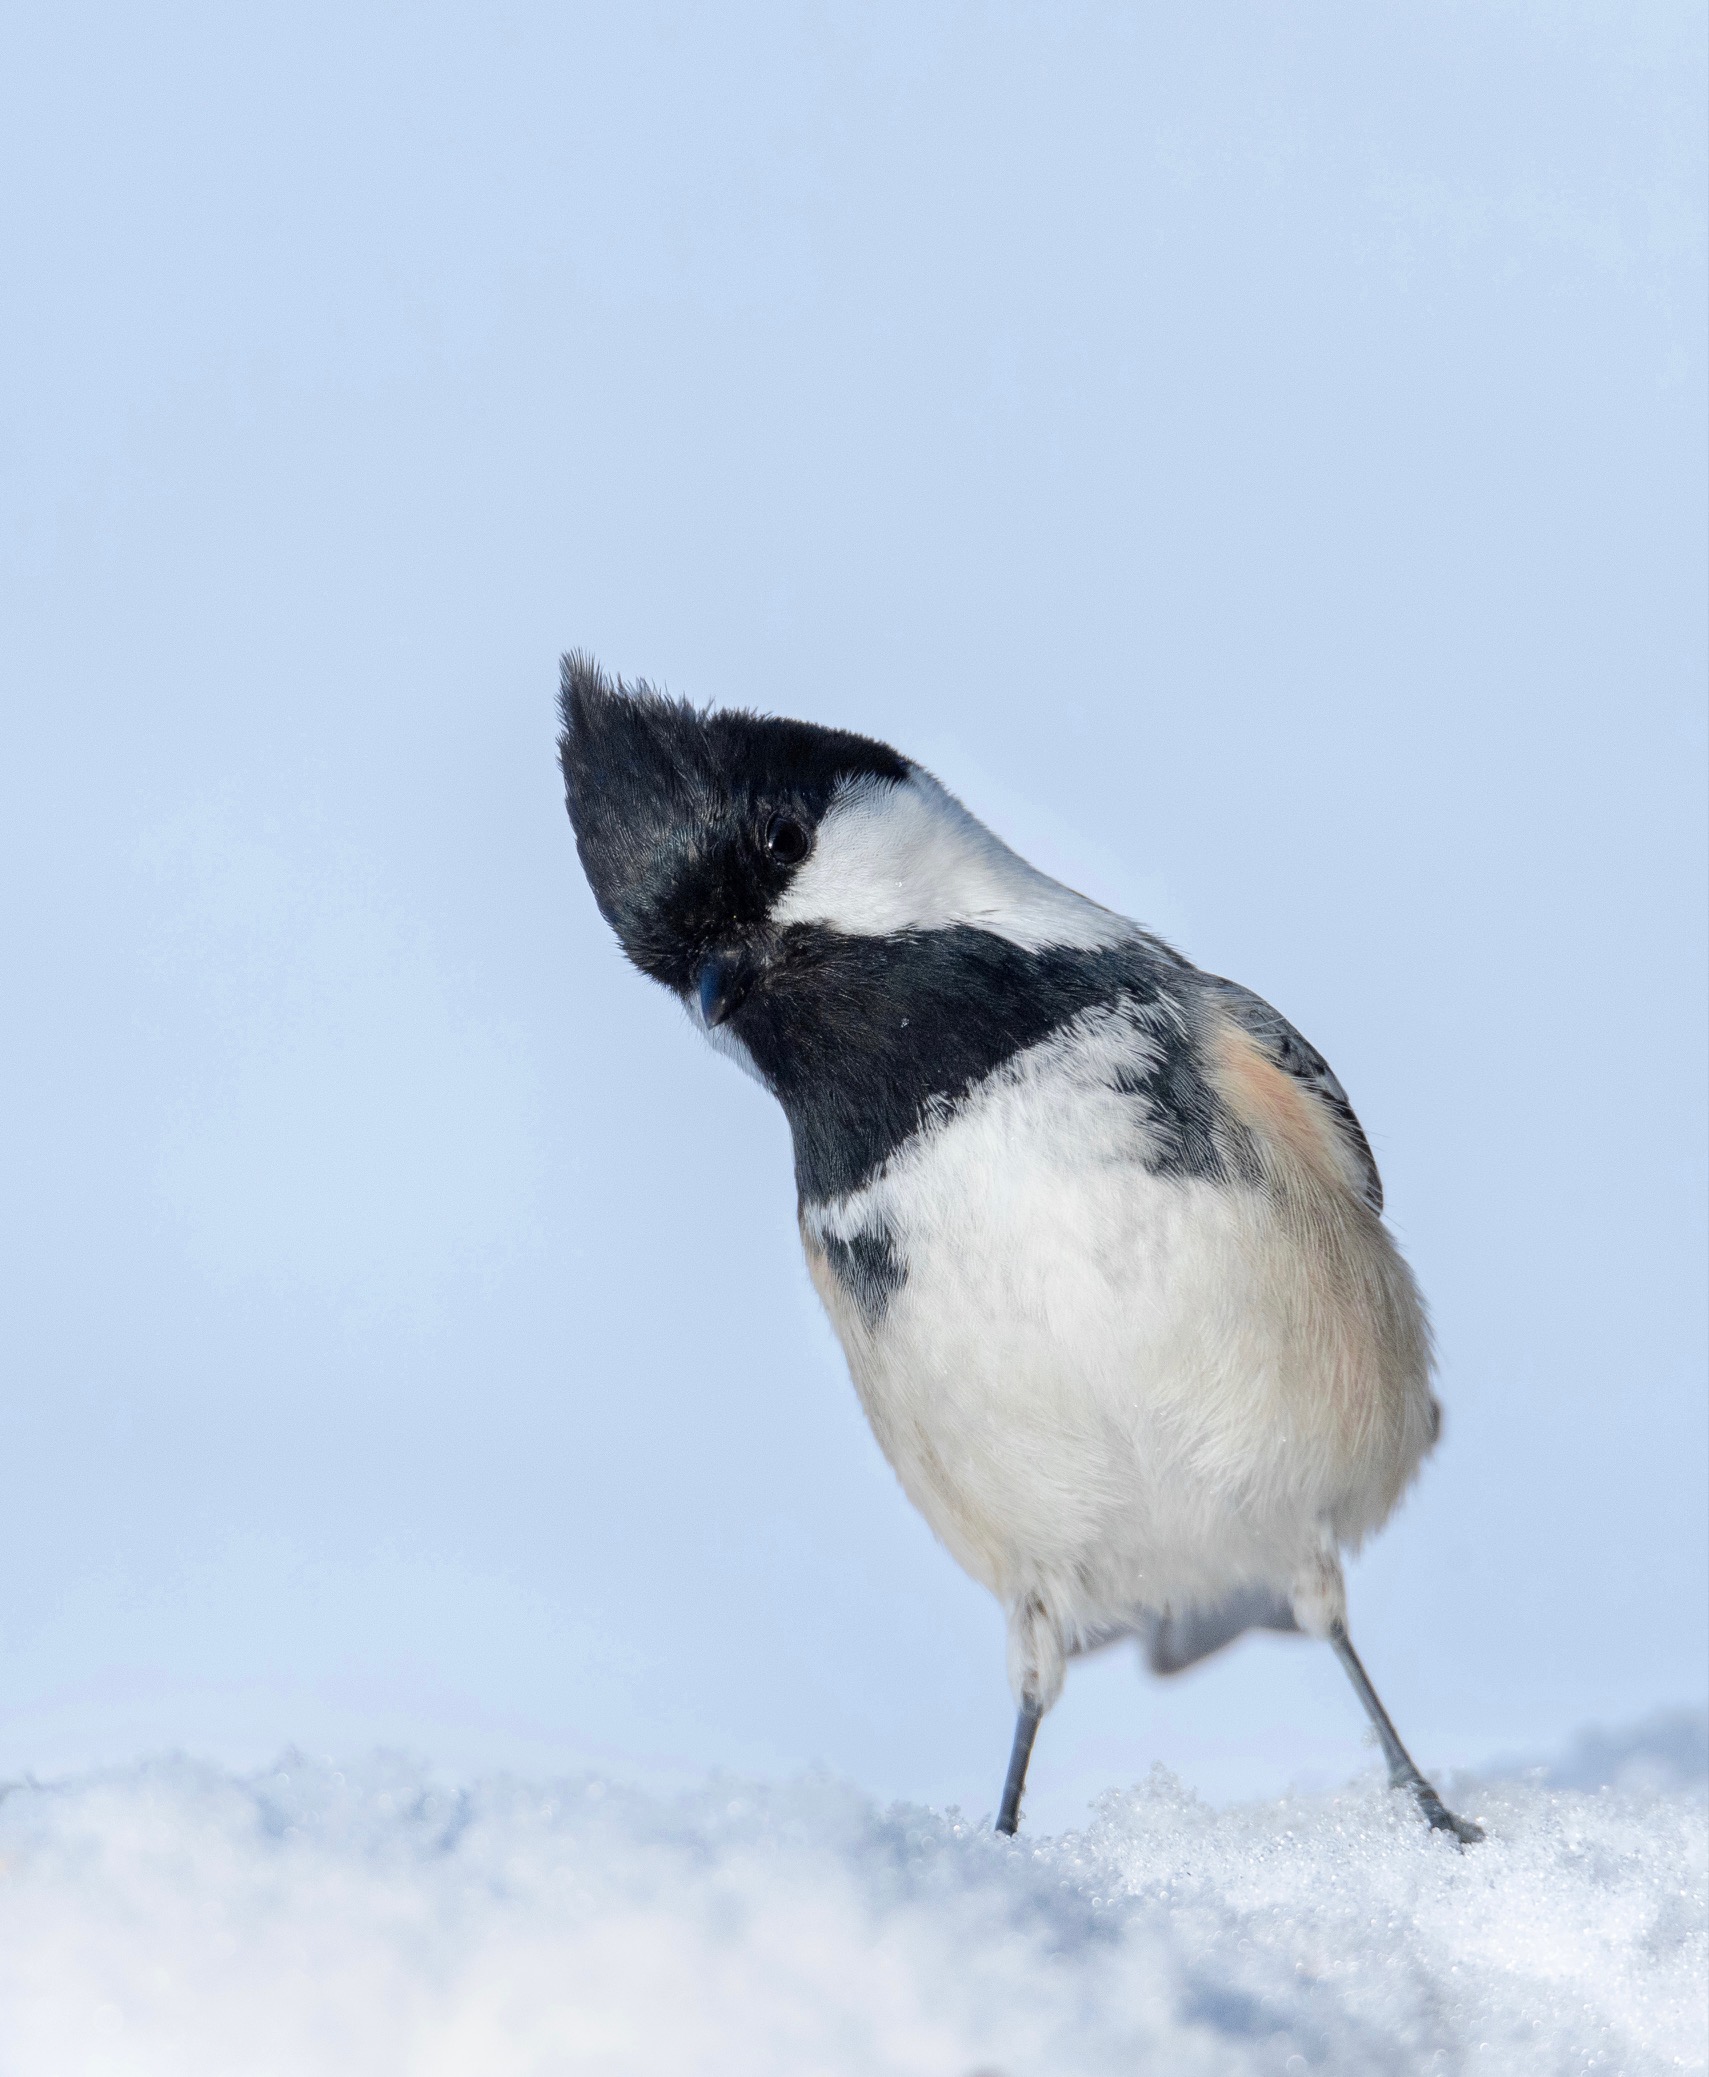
[1140,1585,1301,1677]
[1201,974,1385,1214]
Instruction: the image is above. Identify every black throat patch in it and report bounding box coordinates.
[730,924,1232,1204]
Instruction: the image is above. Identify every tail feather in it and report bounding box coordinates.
[1141,1586,1300,1676]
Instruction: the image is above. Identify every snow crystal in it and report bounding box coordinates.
[0,1727,1701,2076]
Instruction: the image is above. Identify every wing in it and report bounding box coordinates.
[1200,974,1385,1215]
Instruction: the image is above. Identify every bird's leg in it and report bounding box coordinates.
[995,1699,1042,1836]
[1329,1621,1483,1845]
[996,1595,1064,1835]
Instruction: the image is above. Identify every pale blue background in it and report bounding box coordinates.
[2,2,1703,1827]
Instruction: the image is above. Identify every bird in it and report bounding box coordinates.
[556,652,1481,1844]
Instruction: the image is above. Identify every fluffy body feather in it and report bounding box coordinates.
[799,984,1435,1709]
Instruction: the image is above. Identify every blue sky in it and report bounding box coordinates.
[1,1,1703,1826]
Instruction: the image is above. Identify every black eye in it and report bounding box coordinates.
[763,813,811,866]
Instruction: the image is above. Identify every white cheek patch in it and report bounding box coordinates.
[770,770,1131,952]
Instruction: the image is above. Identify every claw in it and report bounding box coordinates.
[1412,1782,1484,1846]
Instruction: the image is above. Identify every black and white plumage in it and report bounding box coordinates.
[557,655,1480,1843]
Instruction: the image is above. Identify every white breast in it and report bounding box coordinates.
[800,1005,1434,1646]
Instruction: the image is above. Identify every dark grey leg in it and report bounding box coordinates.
[1330,1622,1482,1845]
[995,1699,1043,1836]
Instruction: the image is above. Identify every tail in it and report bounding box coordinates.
[1139,1585,1300,1676]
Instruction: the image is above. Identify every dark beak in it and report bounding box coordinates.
[697,947,756,1027]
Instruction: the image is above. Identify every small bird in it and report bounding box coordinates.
[557,654,1481,1843]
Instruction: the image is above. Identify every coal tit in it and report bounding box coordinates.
[557,654,1480,1843]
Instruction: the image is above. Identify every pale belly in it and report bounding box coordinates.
[800,1060,1434,1637]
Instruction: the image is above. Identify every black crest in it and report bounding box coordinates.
[557,653,909,991]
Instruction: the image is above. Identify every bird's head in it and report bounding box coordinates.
[558,649,1131,1158]
[557,652,914,1034]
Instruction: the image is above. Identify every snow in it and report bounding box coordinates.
[0,1720,1701,2076]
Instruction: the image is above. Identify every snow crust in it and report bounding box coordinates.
[0,1722,1701,2076]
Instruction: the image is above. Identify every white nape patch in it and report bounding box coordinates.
[772,770,1133,951]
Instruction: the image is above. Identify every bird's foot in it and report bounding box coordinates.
[1406,1776,1484,1846]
